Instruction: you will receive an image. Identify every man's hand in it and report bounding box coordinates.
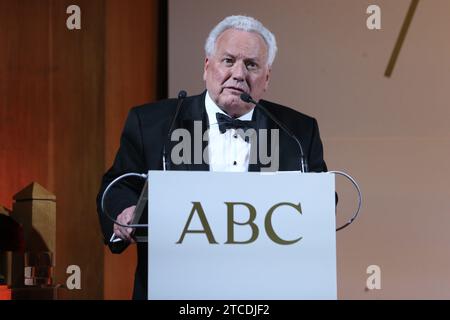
[113,205,136,243]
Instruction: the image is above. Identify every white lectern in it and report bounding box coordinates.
[147,171,336,300]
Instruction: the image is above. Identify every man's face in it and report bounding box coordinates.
[203,29,271,118]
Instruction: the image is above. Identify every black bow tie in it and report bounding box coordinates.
[216,113,256,134]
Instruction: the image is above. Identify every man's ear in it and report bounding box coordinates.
[264,67,272,91]
[203,57,209,81]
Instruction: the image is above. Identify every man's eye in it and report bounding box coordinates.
[223,58,233,65]
[246,62,258,70]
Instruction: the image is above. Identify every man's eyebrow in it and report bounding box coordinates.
[222,51,236,57]
[222,51,260,62]
[244,57,260,63]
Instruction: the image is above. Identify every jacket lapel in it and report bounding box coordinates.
[167,91,210,171]
[248,105,274,172]
[248,103,301,172]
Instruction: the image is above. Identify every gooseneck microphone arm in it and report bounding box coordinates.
[163,90,187,171]
[240,93,308,172]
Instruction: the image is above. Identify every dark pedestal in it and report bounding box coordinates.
[12,285,61,300]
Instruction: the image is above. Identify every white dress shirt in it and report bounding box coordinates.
[205,91,254,172]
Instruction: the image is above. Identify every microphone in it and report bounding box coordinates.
[163,90,187,170]
[240,93,308,172]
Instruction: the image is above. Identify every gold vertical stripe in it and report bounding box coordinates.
[385,0,420,77]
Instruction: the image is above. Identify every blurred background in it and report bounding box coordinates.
[1,0,449,299]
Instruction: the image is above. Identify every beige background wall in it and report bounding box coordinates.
[169,0,450,299]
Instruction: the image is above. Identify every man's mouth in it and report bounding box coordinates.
[224,86,246,94]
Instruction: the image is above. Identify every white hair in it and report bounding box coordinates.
[204,15,278,66]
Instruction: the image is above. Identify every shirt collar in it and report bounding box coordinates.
[205,90,254,126]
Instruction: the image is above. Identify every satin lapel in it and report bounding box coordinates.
[180,116,210,171]
[248,106,272,172]
[248,104,301,172]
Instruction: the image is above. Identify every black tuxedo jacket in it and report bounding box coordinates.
[96,91,327,299]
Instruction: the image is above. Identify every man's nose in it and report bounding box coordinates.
[232,62,246,81]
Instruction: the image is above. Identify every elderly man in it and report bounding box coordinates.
[97,15,327,300]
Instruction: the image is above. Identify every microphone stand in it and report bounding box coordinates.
[163,90,187,171]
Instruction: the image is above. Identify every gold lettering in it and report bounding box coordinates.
[265,202,302,245]
[176,202,218,244]
[224,202,259,244]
